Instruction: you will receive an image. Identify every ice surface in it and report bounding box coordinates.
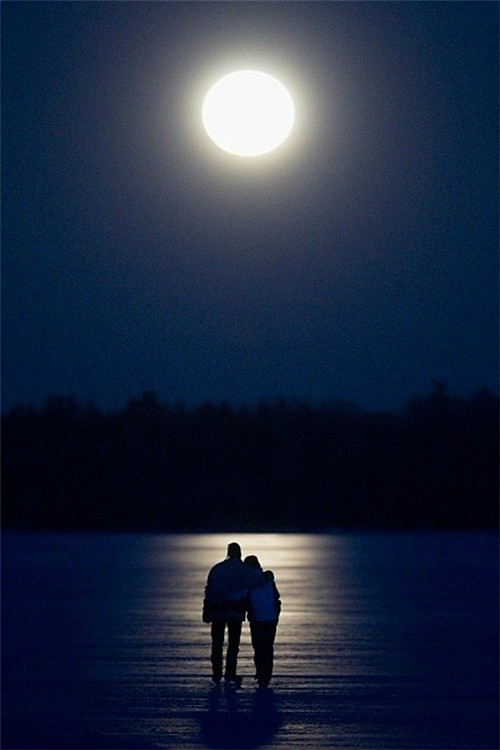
[2,532,498,748]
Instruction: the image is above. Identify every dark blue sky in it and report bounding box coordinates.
[3,1,498,412]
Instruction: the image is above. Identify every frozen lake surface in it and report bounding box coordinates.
[2,532,498,749]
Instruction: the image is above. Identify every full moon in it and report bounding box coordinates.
[202,70,295,157]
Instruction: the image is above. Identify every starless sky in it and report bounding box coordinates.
[2,1,498,412]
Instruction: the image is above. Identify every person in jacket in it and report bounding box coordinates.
[244,555,281,687]
[203,542,262,685]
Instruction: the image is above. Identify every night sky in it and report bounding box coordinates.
[3,1,498,413]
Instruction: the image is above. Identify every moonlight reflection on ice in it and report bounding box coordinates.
[2,531,498,749]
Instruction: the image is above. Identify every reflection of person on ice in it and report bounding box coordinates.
[244,555,281,687]
[203,542,262,685]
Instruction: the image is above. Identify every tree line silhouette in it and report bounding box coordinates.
[2,383,498,532]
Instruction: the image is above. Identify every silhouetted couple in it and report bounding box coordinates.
[203,542,281,687]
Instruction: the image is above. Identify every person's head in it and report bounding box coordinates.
[244,554,261,570]
[227,542,242,559]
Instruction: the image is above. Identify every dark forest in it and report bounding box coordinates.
[2,384,498,532]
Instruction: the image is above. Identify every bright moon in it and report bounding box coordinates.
[202,70,295,157]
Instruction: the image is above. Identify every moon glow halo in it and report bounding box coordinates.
[202,70,295,157]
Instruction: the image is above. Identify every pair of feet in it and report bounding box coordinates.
[212,674,270,687]
[212,675,243,686]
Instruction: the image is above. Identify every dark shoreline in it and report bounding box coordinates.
[3,385,498,533]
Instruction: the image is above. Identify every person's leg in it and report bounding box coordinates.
[251,622,267,683]
[250,622,259,678]
[210,620,225,681]
[260,622,277,684]
[225,619,242,680]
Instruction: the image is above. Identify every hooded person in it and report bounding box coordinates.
[203,542,263,685]
[244,555,281,687]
